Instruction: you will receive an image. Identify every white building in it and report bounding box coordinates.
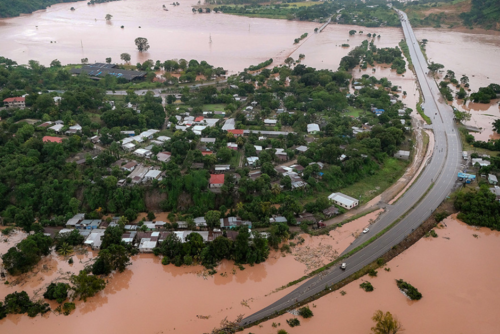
[134,148,152,158]
[144,169,162,181]
[49,124,64,133]
[84,229,106,250]
[307,123,320,134]
[328,192,359,210]
[157,136,171,142]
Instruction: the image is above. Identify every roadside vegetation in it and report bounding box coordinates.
[455,185,500,230]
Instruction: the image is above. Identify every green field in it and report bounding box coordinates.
[340,158,408,203]
[203,104,226,112]
[229,150,242,169]
[345,106,364,118]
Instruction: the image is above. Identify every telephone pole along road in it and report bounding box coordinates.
[240,10,462,327]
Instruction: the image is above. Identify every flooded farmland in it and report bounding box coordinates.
[249,215,500,334]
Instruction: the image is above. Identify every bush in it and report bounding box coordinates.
[161,256,170,265]
[396,279,422,300]
[286,318,300,327]
[434,211,450,223]
[183,255,193,265]
[430,229,438,238]
[68,257,74,264]
[368,268,378,277]
[277,330,288,334]
[1,227,15,235]
[298,306,314,318]
[376,258,385,266]
[55,302,76,315]
[43,283,70,303]
[360,281,374,292]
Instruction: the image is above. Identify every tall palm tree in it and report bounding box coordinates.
[58,243,74,256]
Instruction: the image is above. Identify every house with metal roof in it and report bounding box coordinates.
[328,192,359,209]
[70,63,147,81]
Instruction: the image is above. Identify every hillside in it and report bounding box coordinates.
[400,0,500,30]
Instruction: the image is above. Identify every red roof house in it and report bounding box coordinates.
[3,97,25,109]
[195,116,204,122]
[228,129,244,137]
[209,174,225,188]
[201,151,213,156]
[43,136,63,143]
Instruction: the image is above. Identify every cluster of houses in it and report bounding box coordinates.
[57,213,263,252]
[38,120,85,136]
[113,159,165,185]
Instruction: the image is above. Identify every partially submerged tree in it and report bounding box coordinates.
[105,14,113,21]
[371,310,404,334]
[70,270,106,302]
[134,37,150,52]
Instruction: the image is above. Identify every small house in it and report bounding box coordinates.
[209,174,225,188]
[307,123,320,134]
[488,174,498,185]
[394,150,410,160]
[328,192,359,210]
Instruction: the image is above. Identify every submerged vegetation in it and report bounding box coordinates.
[396,279,422,300]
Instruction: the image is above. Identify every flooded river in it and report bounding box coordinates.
[415,28,500,140]
[0,212,377,333]
[250,215,500,334]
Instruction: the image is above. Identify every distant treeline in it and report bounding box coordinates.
[0,0,119,18]
[460,0,500,28]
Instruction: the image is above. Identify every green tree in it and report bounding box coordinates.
[92,244,131,275]
[371,310,404,334]
[493,119,500,134]
[100,225,125,250]
[135,37,150,52]
[105,14,112,21]
[1,233,52,275]
[50,59,61,68]
[44,283,70,303]
[204,210,221,231]
[70,270,106,302]
[57,242,74,256]
[427,62,444,74]
[105,57,112,64]
[120,53,131,63]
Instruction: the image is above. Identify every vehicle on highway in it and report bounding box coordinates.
[363,228,369,234]
[340,263,347,270]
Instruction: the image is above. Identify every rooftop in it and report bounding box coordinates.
[43,136,63,143]
[70,63,147,81]
[210,174,225,185]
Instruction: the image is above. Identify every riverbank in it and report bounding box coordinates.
[247,211,500,334]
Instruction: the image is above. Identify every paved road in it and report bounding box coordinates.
[240,10,462,327]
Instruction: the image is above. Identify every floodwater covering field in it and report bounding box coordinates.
[0,212,377,333]
[415,27,500,140]
[249,215,500,334]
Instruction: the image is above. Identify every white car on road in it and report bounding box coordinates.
[363,228,369,234]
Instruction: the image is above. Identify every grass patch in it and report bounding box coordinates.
[344,106,364,117]
[417,96,432,125]
[229,150,242,169]
[340,158,408,203]
[202,104,226,112]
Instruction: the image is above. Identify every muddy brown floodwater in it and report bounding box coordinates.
[0,212,378,333]
[249,214,500,334]
[415,28,500,140]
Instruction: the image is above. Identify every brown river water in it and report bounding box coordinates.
[415,28,500,140]
[250,215,500,334]
[0,211,377,333]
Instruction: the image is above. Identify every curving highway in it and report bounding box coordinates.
[241,10,462,327]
